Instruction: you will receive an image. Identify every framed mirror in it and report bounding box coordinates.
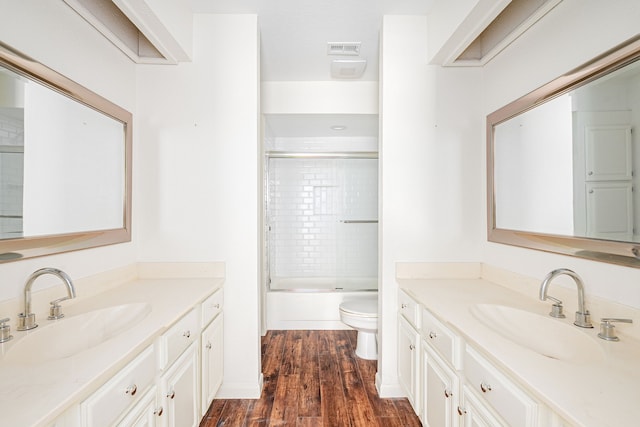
[0,42,132,262]
[488,35,640,267]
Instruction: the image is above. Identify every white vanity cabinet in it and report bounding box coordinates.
[397,290,421,414]
[459,385,504,427]
[420,307,462,427]
[116,388,159,427]
[81,346,157,427]
[403,302,542,427]
[158,343,200,427]
[200,289,224,416]
[201,313,224,415]
[421,344,459,427]
[462,345,538,427]
[73,287,224,427]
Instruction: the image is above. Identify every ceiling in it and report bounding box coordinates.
[191,0,433,82]
[191,1,434,138]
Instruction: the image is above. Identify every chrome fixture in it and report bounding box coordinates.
[539,268,593,328]
[0,318,12,343]
[17,268,76,331]
[598,318,633,341]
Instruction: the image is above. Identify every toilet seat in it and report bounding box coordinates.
[339,298,377,318]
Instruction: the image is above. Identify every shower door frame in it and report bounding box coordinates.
[264,151,379,292]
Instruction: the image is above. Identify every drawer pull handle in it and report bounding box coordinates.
[183,330,191,338]
[154,407,163,417]
[480,382,492,393]
[444,388,452,398]
[125,384,137,396]
[409,344,415,350]
[206,342,212,350]
[457,406,466,416]
[428,331,437,339]
[213,303,221,309]
[401,303,408,309]
[167,390,176,399]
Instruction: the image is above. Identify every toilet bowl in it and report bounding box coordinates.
[339,296,378,360]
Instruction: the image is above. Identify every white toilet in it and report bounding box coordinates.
[339,296,378,360]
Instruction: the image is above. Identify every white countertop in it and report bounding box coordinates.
[0,276,223,427]
[399,278,640,427]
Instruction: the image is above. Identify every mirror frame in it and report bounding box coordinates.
[487,35,640,268]
[0,42,132,262]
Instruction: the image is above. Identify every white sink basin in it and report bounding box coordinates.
[470,304,603,363]
[2,303,152,364]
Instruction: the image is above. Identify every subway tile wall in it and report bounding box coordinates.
[0,111,24,236]
[268,157,378,279]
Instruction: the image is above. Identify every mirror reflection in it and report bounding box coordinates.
[493,56,640,243]
[0,65,125,240]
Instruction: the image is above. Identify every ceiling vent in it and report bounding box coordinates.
[327,42,361,56]
[330,59,367,79]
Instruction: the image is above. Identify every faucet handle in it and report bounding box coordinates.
[0,318,13,343]
[544,295,566,318]
[48,296,72,320]
[598,318,633,341]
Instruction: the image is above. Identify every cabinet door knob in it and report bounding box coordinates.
[213,303,220,309]
[167,390,176,399]
[409,344,415,350]
[183,330,191,338]
[480,382,492,393]
[457,406,466,416]
[154,407,163,417]
[125,384,137,396]
[206,342,212,350]
[444,389,452,398]
[401,303,408,309]
[428,331,437,339]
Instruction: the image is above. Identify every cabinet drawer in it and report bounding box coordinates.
[398,289,421,330]
[81,345,155,427]
[464,345,538,427]
[159,308,199,370]
[201,289,223,327]
[422,307,462,370]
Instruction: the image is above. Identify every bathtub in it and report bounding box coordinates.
[266,277,377,330]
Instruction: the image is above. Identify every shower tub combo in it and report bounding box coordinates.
[267,276,377,330]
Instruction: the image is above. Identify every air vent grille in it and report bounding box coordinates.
[327,42,361,56]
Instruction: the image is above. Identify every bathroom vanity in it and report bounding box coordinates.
[0,263,224,427]
[397,263,640,427]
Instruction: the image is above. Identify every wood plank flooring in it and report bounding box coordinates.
[200,330,423,427]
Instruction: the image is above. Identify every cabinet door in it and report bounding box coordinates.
[117,388,157,427]
[160,343,200,427]
[586,181,633,240]
[398,315,420,414]
[421,344,459,427]
[460,386,505,427]
[201,314,224,416]
[585,125,632,181]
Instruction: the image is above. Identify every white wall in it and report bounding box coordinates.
[378,15,484,396]
[136,14,262,398]
[482,0,640,308]
[0,1,136,303]
[262,81,378,114]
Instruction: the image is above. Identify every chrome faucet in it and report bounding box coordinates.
[539,268,593,328]
[17,268,76,331]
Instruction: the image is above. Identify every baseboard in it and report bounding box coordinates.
[215,373,264,399]
[375,372,405,398]
[266,320,350,330]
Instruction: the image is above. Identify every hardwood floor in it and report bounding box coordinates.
[200,330,422,427]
